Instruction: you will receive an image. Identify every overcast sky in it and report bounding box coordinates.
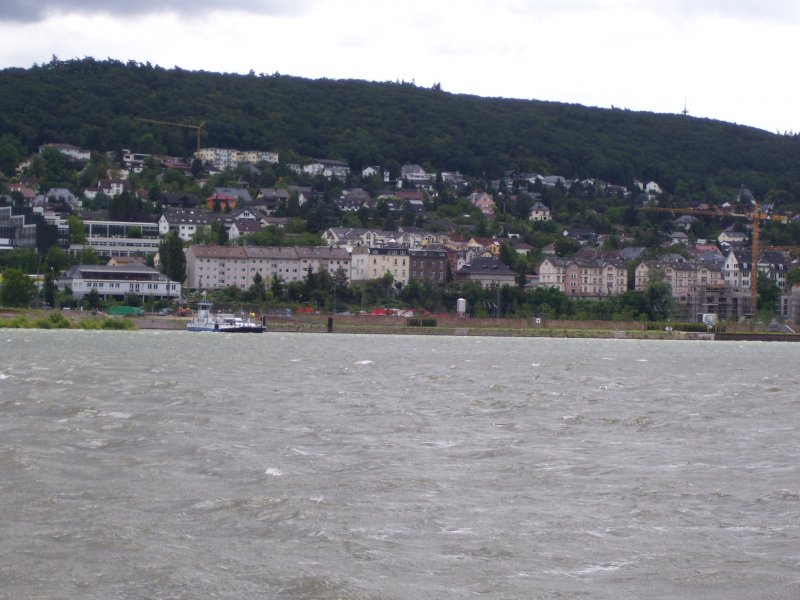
[1,0,798,134]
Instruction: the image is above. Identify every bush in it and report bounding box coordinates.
[645,321,709,332]
[78,317,136,330]
[407,318,437,327]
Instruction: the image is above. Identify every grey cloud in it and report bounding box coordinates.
[0,0,314,23]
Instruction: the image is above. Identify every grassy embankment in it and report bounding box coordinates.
[0,309,136,330]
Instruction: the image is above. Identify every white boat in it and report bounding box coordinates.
[186,298,266,333]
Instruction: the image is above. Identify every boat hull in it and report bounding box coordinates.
[186,324,265,333]
[186,301,265,333]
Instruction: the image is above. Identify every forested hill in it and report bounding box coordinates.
[2,57,800,201]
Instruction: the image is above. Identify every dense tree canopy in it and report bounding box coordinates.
[1,267,37,306]
[1,58,800,207]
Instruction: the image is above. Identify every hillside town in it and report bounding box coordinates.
[2,141,800,325]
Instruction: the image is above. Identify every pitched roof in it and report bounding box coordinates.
[162,208,230,225]
[458,256,515,275]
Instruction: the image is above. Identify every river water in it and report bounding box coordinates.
[1,330,798,599]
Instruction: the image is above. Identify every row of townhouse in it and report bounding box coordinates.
[322,227,452,250]
[542,249,794,320]
[349,247,449,285]
[723,249,789,291]
[185,243,512,291]
[195,148,279,169]
[635,261,724,300]
[186,245,352,290]
[287,159,350,180]
[636,254,794,321]
[635,260,731,319]
[538,256,628,298]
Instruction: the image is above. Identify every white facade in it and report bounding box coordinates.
[195,147,279,169]
[723,251,752,291]
[39,143,91,161]
[302,159,350,180]
[57,264,181,299]
[159,210,231,241]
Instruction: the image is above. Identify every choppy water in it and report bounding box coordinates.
[1,330,799,599]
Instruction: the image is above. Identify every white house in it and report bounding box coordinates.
[528,201,551,222]
[362,166,382,178]
[57,264,181,299]
[302,159,350,180]
[39,143,91,161]
[718,227,748,246]
[159,209,232,241]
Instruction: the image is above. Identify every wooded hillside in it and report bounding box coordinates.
[2,57,800,204]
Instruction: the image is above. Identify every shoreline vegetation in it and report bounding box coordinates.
[4,309,799,341]
[0,309,135,330]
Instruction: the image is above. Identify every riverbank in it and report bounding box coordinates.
[0,309,136,330]
[5,309,799,341]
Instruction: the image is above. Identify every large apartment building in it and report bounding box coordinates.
[538,256,628,298]
[350,246,410,285]
[195,148,279,169]
[635,261,724,301]
[185,245,351,290]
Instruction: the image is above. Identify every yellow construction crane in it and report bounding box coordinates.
[134,117,206,153]
[640,202,790,315]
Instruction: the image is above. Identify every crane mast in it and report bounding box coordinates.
[134,117,206,153]
[640,202,789,317]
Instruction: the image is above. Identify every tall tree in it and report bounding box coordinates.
[1,267,37,307]
[643,269,675,321]
[159,231,186,283]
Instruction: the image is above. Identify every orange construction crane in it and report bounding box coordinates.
[640,202,790,315]
[134,117,206,153]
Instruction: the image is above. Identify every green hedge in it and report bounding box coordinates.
[407,318,438,327]
[645,321,712,332]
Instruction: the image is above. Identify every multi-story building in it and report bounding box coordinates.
[302,159,350,180]
[723,249,789,293]
[195,148,279,169]
[295,246,352,280]
[70,218,161,258]
[56,264,181,300]
[0,205,38,249]
[469,192,496,219]
[722,250,752,291]
[400,164,432,184]
[121,150,150,173]
[758,250,790,290]
[538,256,628,298]
[409,249,449,284]
[361,246,410,285]
[159,209,232,241]
[456,257,516,289]
[322,227,400,250]
[635,261,724,300]
[635,259,726,319]
[780,284,800,323]
[185,245,351,290]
